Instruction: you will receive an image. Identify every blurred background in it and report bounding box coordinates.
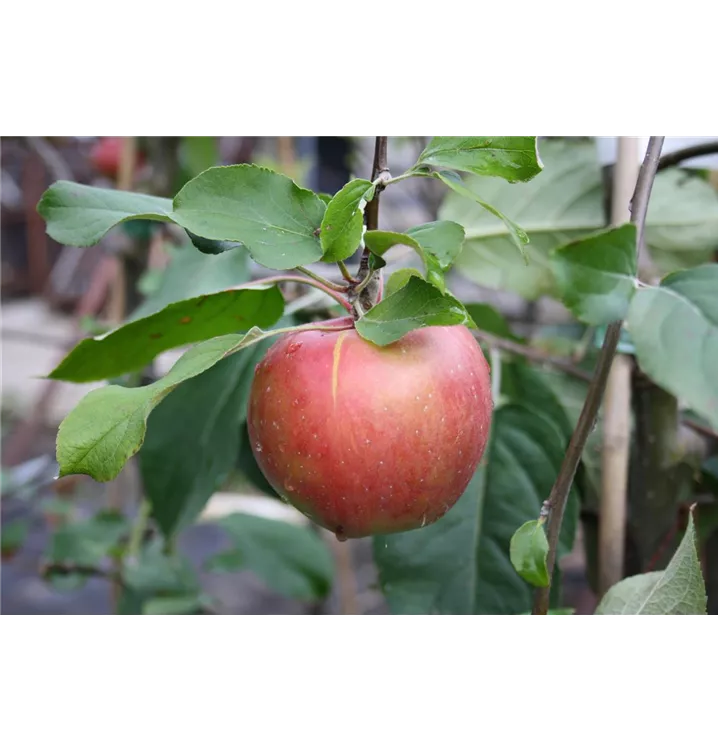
[2,136,718,615]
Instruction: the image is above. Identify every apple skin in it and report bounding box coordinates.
[247,318,493,539]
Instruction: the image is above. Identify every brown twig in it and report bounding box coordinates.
[656,140,718,171]
[364,137,389,233]
[532,136,665,615]
[348,137,390,317]
[358,137,389,278]
[473,330,718,441]
[682,418,718,441]
[473,330,592,382]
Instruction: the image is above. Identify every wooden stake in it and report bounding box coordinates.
[105,137,138,324]
[598,137,638,596]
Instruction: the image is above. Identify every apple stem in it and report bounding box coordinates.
[337,260,357,283]
[351,270,375,297]
[531,136,665,615]
[295,265,349,293]
[241,274,353,313]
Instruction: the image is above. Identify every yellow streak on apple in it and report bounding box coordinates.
[331,330,349,408]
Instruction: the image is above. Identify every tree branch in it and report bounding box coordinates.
[364,137,389,234]
[657,140,718,171]
[532,136,665,615]
[629,137,666,248]
[472,330,592,382]
[351,137,389,316]
[682,417,718,441]
[358,137,389,278]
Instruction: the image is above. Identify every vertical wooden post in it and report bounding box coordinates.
[598,137,638,596]
[105,137,138,325]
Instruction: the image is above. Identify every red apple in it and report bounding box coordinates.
[90,137,145,178]
[247,318,493,539]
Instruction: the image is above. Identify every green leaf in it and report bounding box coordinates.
[441,139,718,300]
[405,220,466,270]
[627,265,718,431]
[595,510,707,614]
[37,181,174,246]
[172,165,326,270]
[435,170,529,259]
[645,170,718,274]
[364,230,422,257]
[510,520,550,587]
[142,595,207,615]
[185,230,242,256]
[463,303,519,341]
[550,224,638,324]
[364,224,464,293]
[123,542,198,595]
[50,286,284,383]
[416,137,543,182]
[206,513,334,601]
[121,548,198,615]
[368,252,386,271]
[47,511,130,567]
[500,361,574,437]
[355,276,470,346]
[441,139,603,299]
[140,336,274,538]
[56,328,282,481]
[130,242,250,320]
[1,519,30,556]
[374,402,579,614]
[384,268,423,298]
[319,179,374,262]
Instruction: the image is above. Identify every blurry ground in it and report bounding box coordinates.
[1,136,594,615]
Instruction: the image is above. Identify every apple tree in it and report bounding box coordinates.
[34,136,714,614]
